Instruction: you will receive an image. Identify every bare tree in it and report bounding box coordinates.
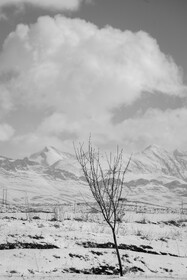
[74,138,131,276]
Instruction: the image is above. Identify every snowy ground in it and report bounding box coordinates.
[0,205,187,279]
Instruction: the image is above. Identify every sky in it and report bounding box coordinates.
[0,0,186,158]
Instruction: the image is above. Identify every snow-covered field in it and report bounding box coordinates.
[0,204,187,279]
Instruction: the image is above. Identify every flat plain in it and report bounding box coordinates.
[0,203,186,279]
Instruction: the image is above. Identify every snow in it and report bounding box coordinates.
[0,205,187,279]
[0,144,187,208]
[0,145,187,208]
[29,146,74,167]
[0,145,187,278]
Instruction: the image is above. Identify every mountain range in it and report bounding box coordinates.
[0,145,187,208]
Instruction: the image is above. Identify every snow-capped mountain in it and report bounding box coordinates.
[0,145,187,207]
[29,146,75,167]
[129,144,187,179]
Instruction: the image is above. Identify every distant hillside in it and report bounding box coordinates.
[0,145,187,207]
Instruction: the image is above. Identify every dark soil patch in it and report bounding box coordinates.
[64,265,144,275]
[32,216,40,220]
[161,267,173,273]
[79,241,114,249]
[128,266,144,273]
[64,265,119,275]
[91,250,103,256]
[2,216,17,220]
[69,253,89,261]
[53,255,60,259]
[69,253,83,259]
[79,241,179,257]
[119,244,157,255]
[159,251,178,257]
[28,235,44,240]
[0,242,59,250]
[79,241,155,254]
[159,219,187,227]
[50,217,59,222]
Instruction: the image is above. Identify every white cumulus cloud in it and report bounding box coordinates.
[0,16,184,113]
[109,108,187,152]
[11,107,187,154]
[0,123,15,141]
[0,15,186,151]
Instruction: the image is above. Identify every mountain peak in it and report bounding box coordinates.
[143,144,164,154]
[0,144,187,206]
[30,146,62,166]
[29,146,74,166]
[43,146,57,152]
[173,148,187,158]
[173,149,182,157]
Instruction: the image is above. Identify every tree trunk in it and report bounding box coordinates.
[112,227,123,276]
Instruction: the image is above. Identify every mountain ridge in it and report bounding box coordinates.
[0,145,187,207]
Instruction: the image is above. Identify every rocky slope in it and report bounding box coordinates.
[0,145,187,207]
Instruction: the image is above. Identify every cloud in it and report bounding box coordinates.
[0,16,184,112]
[108,108,187,152]
[0,12,7,21]
[38,112,79,136]
[12,132,73,155]
[11,107,187,154]
[0,15,186,152]
[0,123,14,141]
[0,0,85,12]
[0,86,13,118]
